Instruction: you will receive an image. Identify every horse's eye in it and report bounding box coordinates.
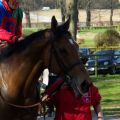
[59,48,67,55]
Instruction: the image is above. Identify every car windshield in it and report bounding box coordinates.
[89,50,113,60]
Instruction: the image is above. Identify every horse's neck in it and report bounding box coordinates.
[0,40,49,101]
[23,60,43,97]
[0,60,43,101]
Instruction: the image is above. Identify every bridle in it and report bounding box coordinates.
[47,30,85,96]
[51,44,83,75]
[48,30,83,78]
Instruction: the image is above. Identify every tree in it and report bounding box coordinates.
[96,0,119,26]
[78,0,92,27]
[60,0,66,22]
[110,0,114,25]
[21,0,43,27]
[86,0,91,26]
[78,0,119,26]
[71,0,79,40]
[65,0,79,41]
[109,0,119,26]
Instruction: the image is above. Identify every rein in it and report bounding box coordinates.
[0,93,41,108]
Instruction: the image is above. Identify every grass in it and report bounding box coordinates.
[103,108,120,117]
[22,28,39,36]
[80,38,95,47]
[91,74,120,81]
[96,81,120,107]
[90,75,120,116]
[79,28,107,34]
[78,28,119,47]
[78,29,107,47]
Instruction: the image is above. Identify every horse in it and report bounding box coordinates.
[0,16,91,120]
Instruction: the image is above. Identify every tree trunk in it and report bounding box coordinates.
[24,9,31,28]
[86,0,91,27]
[72,0,78,41]
[110,9,113,26]
[65,0,78,41]
[110,0,113,26]
[60,0,66,22]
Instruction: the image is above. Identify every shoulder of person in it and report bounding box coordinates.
[90,83,99,93]
[16,8,23,13]
[0,1,5,11]
[0,2,5,17]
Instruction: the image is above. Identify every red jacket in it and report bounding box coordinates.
[45,79,101,120]
[0,0,23,47]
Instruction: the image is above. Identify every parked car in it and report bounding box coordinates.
[78,48,90,64]
[86,49,120,74]
[79,48,90,56]
[42,7,50,11]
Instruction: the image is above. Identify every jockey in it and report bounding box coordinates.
[0,0,23,48]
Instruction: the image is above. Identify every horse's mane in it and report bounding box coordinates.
[0,29,47,60]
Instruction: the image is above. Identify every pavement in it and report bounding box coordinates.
[37,112,120,120]
[37,116,120,120]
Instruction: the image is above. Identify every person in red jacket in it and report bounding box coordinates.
[0,0,23,48]
[42,78,104,120]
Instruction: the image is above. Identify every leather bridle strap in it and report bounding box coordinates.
[46,32,85,97]
[51,44,83,75]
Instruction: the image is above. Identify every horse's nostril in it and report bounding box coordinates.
[81,80,90,93]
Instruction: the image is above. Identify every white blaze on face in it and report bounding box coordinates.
[69,39,74,45]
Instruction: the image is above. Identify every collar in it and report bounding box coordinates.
[2,0,14,13]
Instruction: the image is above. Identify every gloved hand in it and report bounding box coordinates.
[18,36,24,41]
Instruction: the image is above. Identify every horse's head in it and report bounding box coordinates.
[43,16,92,96]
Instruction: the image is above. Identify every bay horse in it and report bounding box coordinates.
[0,16,91,120]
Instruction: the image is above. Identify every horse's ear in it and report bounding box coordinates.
[51,16,58,29]
[62,15,71,31]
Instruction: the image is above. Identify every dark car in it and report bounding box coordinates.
[86,49,120,74]
[79,48,90,64]
[79,48,90,56]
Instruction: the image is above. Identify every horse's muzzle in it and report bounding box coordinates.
[81,80,91,93]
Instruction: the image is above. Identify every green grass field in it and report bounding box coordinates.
[79,28,108,34]
[91,75,120,116]
[95,81,120,107]
[80,28,107,46]
[22,28,39,36]
[80,38,95,47]
[78,27,119,47]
